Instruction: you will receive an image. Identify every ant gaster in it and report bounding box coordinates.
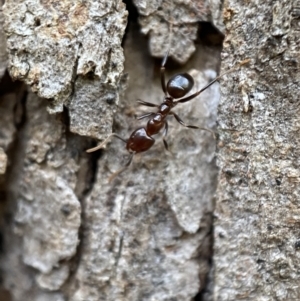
[87,51,239,180]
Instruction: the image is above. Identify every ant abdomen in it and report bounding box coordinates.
[126,128,155,153]
[166,73,194,99]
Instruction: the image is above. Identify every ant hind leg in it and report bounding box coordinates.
[108,152,135,183]
[86,133,127,153]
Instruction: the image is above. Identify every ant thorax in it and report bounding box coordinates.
[159,103,172,115]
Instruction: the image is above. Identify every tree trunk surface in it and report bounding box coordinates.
[215,0,300,300]
[0,0,298,301]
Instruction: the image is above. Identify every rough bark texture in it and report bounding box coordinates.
[133,0,224,63]
[70,25,221,301]
[0,3,7,79]
[0,1,224,301]
[1,92,88,300]
[215,0,300,300]
[3,0,127,139]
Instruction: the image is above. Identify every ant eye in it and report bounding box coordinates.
[167,73,194,99]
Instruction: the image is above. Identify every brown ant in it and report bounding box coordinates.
[87,51,243,180]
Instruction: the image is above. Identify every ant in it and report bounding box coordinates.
[87,51,243,180]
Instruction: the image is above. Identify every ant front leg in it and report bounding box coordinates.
[136,112,155,120]
[169,112,216,138]
[137,99,158,108]
[135,102,156,120]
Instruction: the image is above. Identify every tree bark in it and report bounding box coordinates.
[3,0,294,301]
[214,0,300,300]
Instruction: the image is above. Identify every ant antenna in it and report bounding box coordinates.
[175,59,250,104]
[168,22,173,48]
[200,60,250,93]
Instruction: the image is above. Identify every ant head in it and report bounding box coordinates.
[166,73,194,99]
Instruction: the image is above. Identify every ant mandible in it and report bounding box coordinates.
[87,50,238,179]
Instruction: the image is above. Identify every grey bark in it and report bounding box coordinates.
[0,3,7,80]
[214,0,300,300]
[3,0,127,140]
[0,0,281,301]
[0,2,8,175]
[132,0,223,63]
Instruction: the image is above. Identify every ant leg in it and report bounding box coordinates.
[86,133,127,153]
[108,152,135,183]
[169,112,216,138]
[169,112,198,128]
[137,99,158,108]
[163,122,174,156]
[161,50,169,95]
[162,121,169,151]
[136,112,155,120]
[176,65,242,104]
